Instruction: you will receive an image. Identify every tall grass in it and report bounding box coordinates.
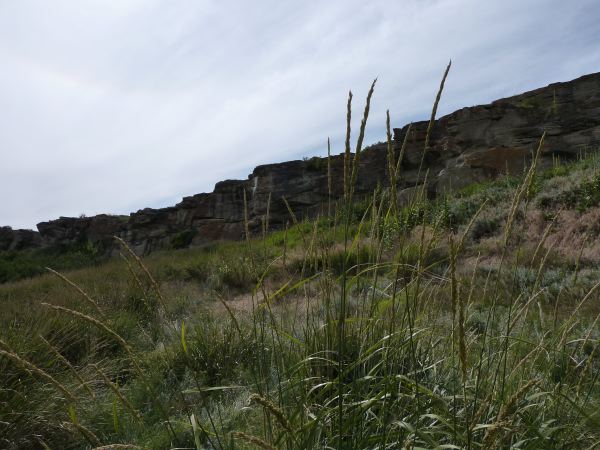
[1,72,599,450]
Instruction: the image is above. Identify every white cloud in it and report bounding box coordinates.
[1,0,599,228]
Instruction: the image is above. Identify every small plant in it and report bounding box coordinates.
[471,216,501,240]
[579,171,600,210]
[537,170,600,211]
[170,229,197,249]
[303,156,325,172]
[517,96,541,109]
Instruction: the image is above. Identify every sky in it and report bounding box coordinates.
[1,0,599,229]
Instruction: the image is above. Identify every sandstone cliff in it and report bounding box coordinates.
[3,71,600,255]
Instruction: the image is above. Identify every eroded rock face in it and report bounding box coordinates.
[394,71,600,192]
[5,71,600,255]
[0,227,42,251]
[36,215,126,247]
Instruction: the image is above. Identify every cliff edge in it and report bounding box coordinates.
[3,71,600,255]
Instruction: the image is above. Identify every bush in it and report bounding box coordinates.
[187,316,262,385]
[471,216,501,240]
[213,257,256,291]
[170,229,197,249]
[579,171,600,210]
[303,156,325,171]
[0,242,107,283]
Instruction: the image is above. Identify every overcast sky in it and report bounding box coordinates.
[1,0,599,229]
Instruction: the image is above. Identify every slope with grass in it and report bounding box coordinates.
[1,138,600,449]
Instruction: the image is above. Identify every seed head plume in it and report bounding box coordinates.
[349,78,377,199]
[344,90,353,198]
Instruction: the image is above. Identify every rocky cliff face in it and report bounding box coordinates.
[0,227,41,251]
[395,71,600,192]
[4,71,600,255]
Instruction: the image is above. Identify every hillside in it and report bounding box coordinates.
[1,136,599,448]
[1,71,599,266]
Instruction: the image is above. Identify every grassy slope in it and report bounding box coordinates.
[0,242,111,284]
[1,155,600,449]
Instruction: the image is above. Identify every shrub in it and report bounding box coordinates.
[471,216,501,240]
[303,156,325,171]
[213,257,256,291]
[170,229,197,249]
[187,316,262,385]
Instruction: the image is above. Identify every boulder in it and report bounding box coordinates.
[0,226,42,251]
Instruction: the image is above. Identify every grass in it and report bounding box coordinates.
[1,72,600,449]
[0,241,108,283]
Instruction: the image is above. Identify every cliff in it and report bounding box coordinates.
[3,71,600,255]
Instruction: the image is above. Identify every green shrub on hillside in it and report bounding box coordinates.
[170,229,197,249]
[303,156,325,171]
[537,170,600,211]
[0,242,107,283]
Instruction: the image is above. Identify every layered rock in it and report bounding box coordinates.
[0,227,42,251]
[395,71,600,191]
[35,215,127,251]
[5,71,600,255]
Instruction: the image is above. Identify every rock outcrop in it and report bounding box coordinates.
[395,71,600,192]
[35,215,127,250]
[0,227,42,251]
[4,71,600,255]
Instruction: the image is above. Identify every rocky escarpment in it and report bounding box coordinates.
[0,227,41,251]
[394,71,600,192]
[3,71,600,255]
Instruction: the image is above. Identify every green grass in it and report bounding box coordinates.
[0,241,108,283]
